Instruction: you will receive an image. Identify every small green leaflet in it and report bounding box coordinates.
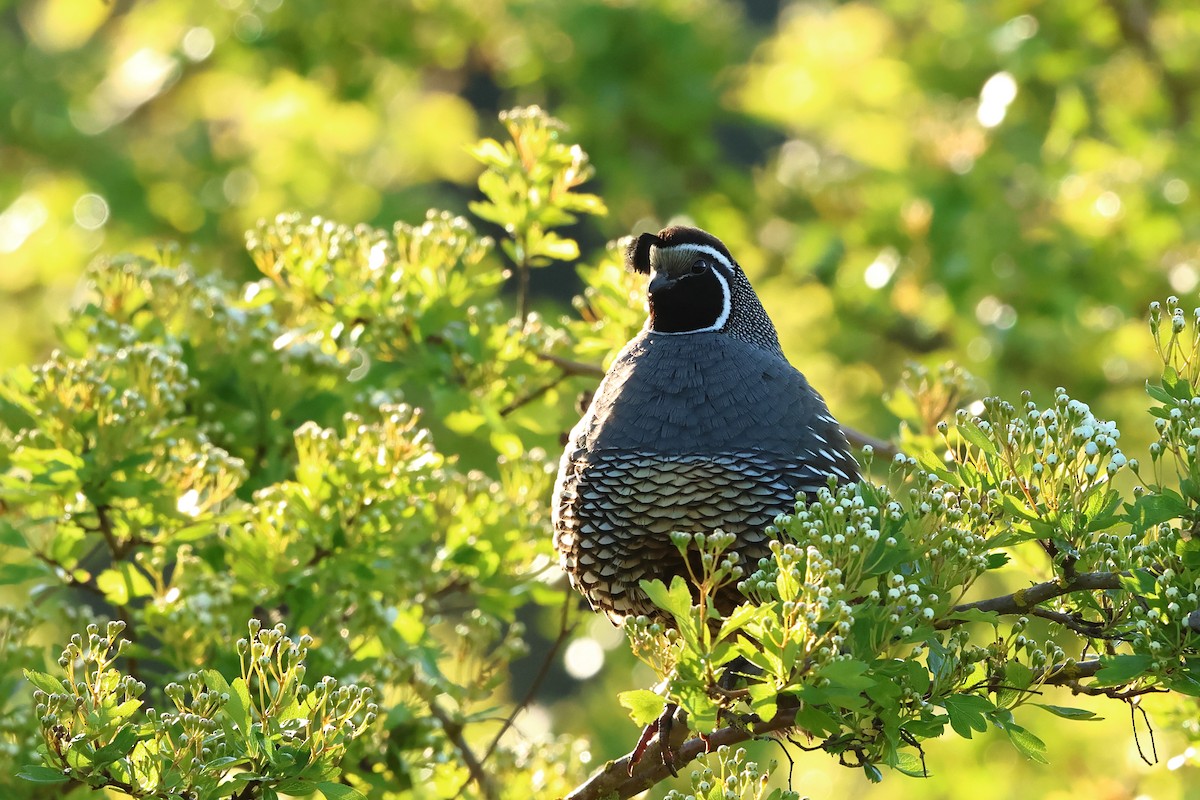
[945,607,1001,627]
[716,603,760,641]
[317,783,369,800]
[23,669,64,695]
[956,420,998,455]
[942,693,993,738]
[618,689,666,727]
[1032,703,1101,721]
[1094,654,1153,686]
[891,750,929,778]
[639,576,693,623]
[746,683,778,722]
[1005,724,1049,763]
[16,765,70,784]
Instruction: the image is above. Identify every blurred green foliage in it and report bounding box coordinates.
[6,0,1200,439]
[5,0,1200,797]
[2,108,617,799]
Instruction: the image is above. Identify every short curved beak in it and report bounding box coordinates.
[648,270,676,296]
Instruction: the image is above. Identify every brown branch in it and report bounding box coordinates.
[938,571,1123,628]
[94,502,123,557]
[427,699,498,800]
[1104,0,1193,126]
[535,352,605,378]
[1037,659,1164,700]
[565,704,800,800]
[568,653,1145,798]
[1038,658,1103,685]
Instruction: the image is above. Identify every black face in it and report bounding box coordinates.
[648,256,728,333]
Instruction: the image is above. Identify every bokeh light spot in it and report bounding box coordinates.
[563,637,604,680]
[1164,178,1190,205]
[978,71,1018,128]
[0,195,48,253]
[73,193,109,230]
[182,27,215,62]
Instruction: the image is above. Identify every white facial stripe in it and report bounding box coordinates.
[649,243,735,276]
[650,267,732,336]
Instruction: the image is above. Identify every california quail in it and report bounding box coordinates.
[552,226,859,623]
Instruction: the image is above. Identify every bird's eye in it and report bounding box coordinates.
[689,259,709,275]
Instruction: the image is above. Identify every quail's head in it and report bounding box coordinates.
[626,226,781,352]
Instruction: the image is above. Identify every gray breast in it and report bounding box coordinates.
[552,331,858,621]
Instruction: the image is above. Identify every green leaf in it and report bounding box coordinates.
[1118,569,1157,596]
[639,576,693,622]
[223,676,255,745]
[16,765,70,784]
[1004,724,1049,763]
[1161,365,1192,400]
[23,669,64,695]
[943,693,993,738]
[618,689,666,727]
[1004,661,1034,691]
[985,551,1010,570]
[468,138,511,169]
[1165,670,1200,697]
[892,749,929,777]
[533,232,579,262]
[91,726,142,765]
[1146,379,1171,404]
[476,169,512,206]
[559,192,607,216]
[945,607,1001,626]
[956,420,998,455]
[1094,654,1153,686]
[716,602,761,641]
[316,782,368,800]
[96,562,154,605]
[443,410,486,435]
[0,521,27,549]
[489,430,523,459]
[1125,491,1190,530]
[1032,703,1100,721]
[468,200,508,227]
[276,779,317,795]
[792,703,840,737]
[746,683,778,722]
[0,561,50,586]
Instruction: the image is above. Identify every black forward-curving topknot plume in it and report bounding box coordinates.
[625,232,662,274]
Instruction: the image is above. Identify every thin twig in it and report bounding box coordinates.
[1027,607,1125,640]
[428,699,498,800]
[1131,700,1158,765]
[481,595,576,763]
[534,352,605,378]
[500,374,567,417]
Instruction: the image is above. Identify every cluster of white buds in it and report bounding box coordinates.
[665,744,799,800]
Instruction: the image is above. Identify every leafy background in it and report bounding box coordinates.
[4,0,1200,797]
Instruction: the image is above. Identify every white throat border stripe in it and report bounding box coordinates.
[649,244,734,335]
